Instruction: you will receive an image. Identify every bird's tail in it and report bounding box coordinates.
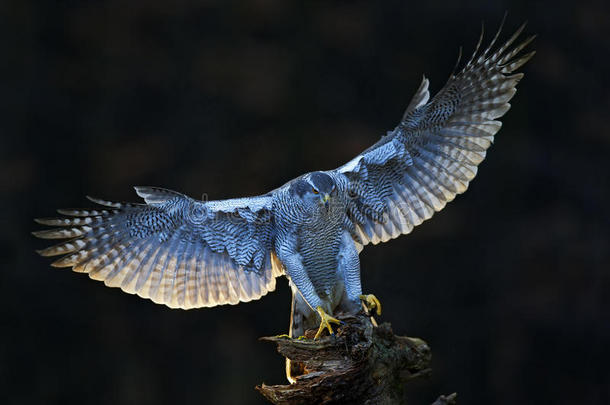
[286,291,303,383]
[286,290,317,383]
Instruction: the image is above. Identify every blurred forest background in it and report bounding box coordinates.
[1,0,609,404]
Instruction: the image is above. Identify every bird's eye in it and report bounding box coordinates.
[311,187,319,194]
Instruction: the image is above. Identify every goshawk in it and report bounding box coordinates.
[34,21,534,381]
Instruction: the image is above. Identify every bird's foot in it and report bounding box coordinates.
[314,306,341,340]
[359,294,382,316]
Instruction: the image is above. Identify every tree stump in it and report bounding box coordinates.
[256,313,456,404]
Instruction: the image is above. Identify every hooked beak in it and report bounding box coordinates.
[321,193,330,212]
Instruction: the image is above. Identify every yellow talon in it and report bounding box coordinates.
[359,294,382,316]
[314,306,341,340]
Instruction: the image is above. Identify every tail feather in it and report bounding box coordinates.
[286,291,304,383]
[286,290,318,383]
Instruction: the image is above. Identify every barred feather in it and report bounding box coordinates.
[34,189,282,309]
[34,20,532,327]
[339,21,534,246]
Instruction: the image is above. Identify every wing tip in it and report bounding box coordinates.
[50,259,73,268]
[31,230,46,239]
[33,218,51,226]
[86,195,121,208]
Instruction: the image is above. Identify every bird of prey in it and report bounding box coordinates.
[34,21,534,381]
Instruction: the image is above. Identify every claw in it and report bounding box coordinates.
[314,306,341,339]
[359,294,382,316]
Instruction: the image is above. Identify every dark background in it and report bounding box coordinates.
[2,1,609,404]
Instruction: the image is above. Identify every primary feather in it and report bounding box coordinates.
[338,22,535,248]
[34,21,534,320]
[35,187,281,309]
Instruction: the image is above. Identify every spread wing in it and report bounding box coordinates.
[337,22,535,249]
[34,187,282,309]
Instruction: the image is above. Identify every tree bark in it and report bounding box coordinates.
[256,313,456,404]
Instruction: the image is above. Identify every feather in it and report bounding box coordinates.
[34,190,279,309]
[403,76,430,119]
[86,196,122,208]
[338,20,533,247]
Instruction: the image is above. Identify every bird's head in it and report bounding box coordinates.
[290,172,337,214]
